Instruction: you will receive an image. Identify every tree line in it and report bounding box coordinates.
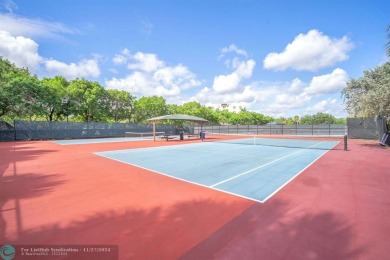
[1,56,346,125]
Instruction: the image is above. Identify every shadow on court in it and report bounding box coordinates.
[0,142,65,243]
[181,200,365,259]
[1,197,364,260]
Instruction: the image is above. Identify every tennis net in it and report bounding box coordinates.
[124,131,165,138]
[203,133,348,151]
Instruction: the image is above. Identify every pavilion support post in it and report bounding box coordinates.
[153,121,156,142]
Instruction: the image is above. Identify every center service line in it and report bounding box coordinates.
[210,141,325,188]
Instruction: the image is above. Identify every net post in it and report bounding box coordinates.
[344,134,348,151]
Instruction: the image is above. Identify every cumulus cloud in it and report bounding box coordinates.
[44,58,100,79]
[304,68,348,95]
[106,50,201,96]
[188,46,260,109]
[212,59,256,94]
[288,78,305,93]
[0,30,42,71]
[304,98,345,116]
[127,52,165,72]
[263,29,354,71]
[0,29,100,78]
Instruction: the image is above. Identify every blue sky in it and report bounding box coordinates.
[0,0,389,118]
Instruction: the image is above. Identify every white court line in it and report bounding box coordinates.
[261,141,339,202]
[210,141,326,188]
[94,152,264,203]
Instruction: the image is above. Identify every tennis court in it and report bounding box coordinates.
[96,136,339,202]
[1,134,389,259]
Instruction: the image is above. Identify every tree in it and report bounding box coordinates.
[214,109,232,125]
[179,101,219,123]
[105,89,135,122]
[67,78,107,122]
[300,113,338,124]
[132,96,168,123]
[342,62,390,117]
[0,57,34,118]
[40,76,69,121]
[8,73,43,120]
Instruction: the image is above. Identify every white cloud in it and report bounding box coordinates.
[112,48,130,64]
[44,58,100,79]
[212,73,241,94]
[288,78,305,93]
[0,13,78,39]
[304,98,345,116]
[112,54,127,65]
[212,59,256,94]
[220,44,248,58]
[263,92,312,115]
[127,52,165,72]
[106,50,201,97]
[0,30,42,71]
[263,29,354,71]
[304,68,348,95]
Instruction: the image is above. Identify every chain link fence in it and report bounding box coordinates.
[0,121,176,141]
[2,118,388,141]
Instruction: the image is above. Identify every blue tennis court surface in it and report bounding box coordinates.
[95,138,339,202]
[53,137,152,145]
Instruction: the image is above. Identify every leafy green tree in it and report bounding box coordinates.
[0,57,34,118]
[229,109,272,125]
[166,104,181,115]
[133,96,168,123]
[342,62,390,117]
[10,73,44,120]
[105,89,135,122]
[67,78,107,122]
[300,113,338,124]
[214,109,232,125]
[178,101,219,123]
[40,76,69,121]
